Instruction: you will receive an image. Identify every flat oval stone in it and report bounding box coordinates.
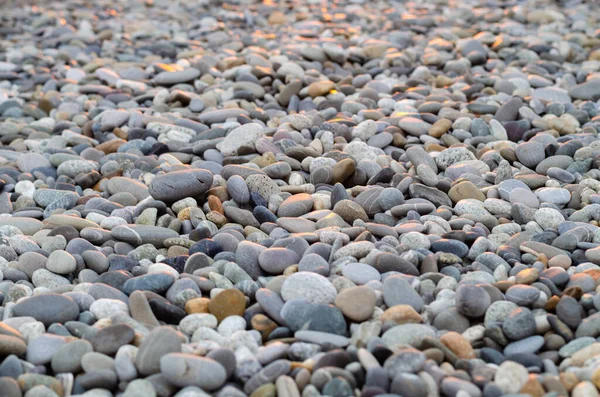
[12,294,80,327]
[111,225,179,248]
[160,353,226,390]
[149,169,213,203]
[280,299,347,335]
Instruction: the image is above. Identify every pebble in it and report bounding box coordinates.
[0,1,597,396]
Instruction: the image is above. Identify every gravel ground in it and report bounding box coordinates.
[1,0,600,396]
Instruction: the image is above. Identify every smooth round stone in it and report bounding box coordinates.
[534,208,564,229]
[515,141,545,168]
[106,177,149,202]
[398,117,431,137]
[160,353,227,390]
[400,232,430,250]
[341,263,381,284]
[484,301,519,326]
[536,187,571,206]
[280,272,337,305]
[448,180,486,202]
[334,286,376,322]
[455,284,491,318]
[91,324,135,355]
[208,289,246,322]
[298,254,330,276]
[259,248,299,274]
[383,275,424,312]
[277,193,313,217]
[333,199,369,223]
[502,307,536,340]
[377,188,405,211]
[586,247,600,265]
[505,285,540,306]
[46,250,76,274]
[263,162,292,179]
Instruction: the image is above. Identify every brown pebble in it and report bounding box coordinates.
[307,80,335,97]
[546,295,560,311]
[332,158,356,183]
[335,286,376,322]
[392,133,407,147]
[428,118,452,138]
[520,375,545,397]
[177,207,191,221]
[185,297,211,314]
[562,286,583,299]
[208,196,224,214]
[448,180,486,203]
[380,304,422,325]
[251,314,277,341]
[209,289,246,322]
[560,372,579,391]
[114,127,128,140]
[96,139,126,154]
[440,332,475,359]
[515,268,539,284]
[38,98,54,114]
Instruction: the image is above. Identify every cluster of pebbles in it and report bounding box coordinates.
[0,0,600,396]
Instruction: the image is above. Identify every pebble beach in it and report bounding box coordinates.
[1,0,600,396]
